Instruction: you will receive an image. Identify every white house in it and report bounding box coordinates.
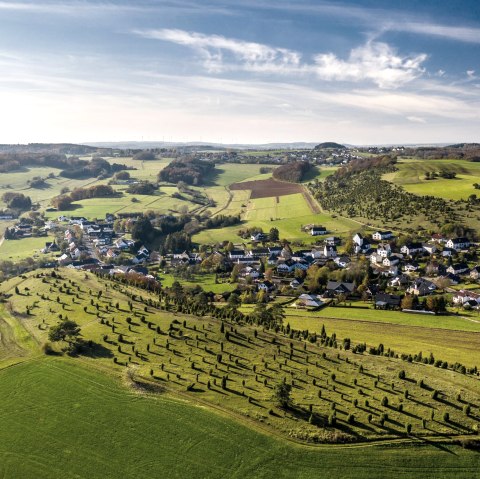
[372,231,394,241]
[446,237,470,251]
[401,243,423,256]
[377,243,391,258]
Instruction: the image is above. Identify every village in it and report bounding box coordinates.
[5,213,479,315]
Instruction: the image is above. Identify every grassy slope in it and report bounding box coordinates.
[3,269,480,439]
[384,159,480,201]
[0,356,478,478]
[0,270,479,477]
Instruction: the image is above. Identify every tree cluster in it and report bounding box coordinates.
[158,158,215,186]
[272,161,312,183]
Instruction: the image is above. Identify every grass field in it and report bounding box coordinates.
[0,358,478,479]
[0,236,51,261]
[159,272,235,294]
[384,159,480,201]
[235,303,480,367]
[193,200,359,245]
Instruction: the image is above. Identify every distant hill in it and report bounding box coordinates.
[314,142,346,149]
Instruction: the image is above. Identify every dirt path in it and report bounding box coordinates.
[302,186,321,214]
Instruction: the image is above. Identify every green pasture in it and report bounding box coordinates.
[209,163,273,186]
[159,272,234,294]
[0,236,51,261]
[385,159,480,200]
[285,314,480,368]
[0,359,478,479]
[194,192,359,244]
[0,167,105,208]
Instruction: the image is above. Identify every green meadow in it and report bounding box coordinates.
[0,358,478,479]
[384,159,480,201]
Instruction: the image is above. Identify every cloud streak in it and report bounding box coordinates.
[135,29,428,88]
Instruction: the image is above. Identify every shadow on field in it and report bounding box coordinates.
[76,341,114,359]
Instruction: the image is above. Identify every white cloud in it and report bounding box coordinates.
[392,22,480,44]
[467,70,476,79]
[407,116,426,123]
[134,28,302,73]
[135,29,427,88]
[313,41,427,88]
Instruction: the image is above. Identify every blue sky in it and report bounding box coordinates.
[0,0,478,144]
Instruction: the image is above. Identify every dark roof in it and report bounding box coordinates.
[451,237,469,243]
[326,281,355,293]
[405,242,423,249]
[375,293,401,306]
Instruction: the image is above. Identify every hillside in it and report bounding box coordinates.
[314,142,346,150]
[1,268,479,446]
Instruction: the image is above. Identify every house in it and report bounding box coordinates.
[383,256,400,267]
[334,256,351,268]
[422,243,437,255]
[446,237,470,251]
[257,280,275,292]
[470,266,480,280]
[439,273,460,285]
[372,231,395,241]
[229,250,245,260]
[441,247,456,257]
[114,238,130,250]
[446,263,470,275]
[323,244,337,258]
[289,278,304,289]
[250,248,270,257]
[353,233,364,247]
[57,253,72,265]
[70,248,82,260]
[389,274,410,288]
[325,281,355,296]
[41,241,59,254]
[242,266,260,279]
[403,262,419,273]
[452,290,480,306]
[251,232,268,242]
[431,233,445,243]
[293,294,323,308]
[310,226,327,236]
[370,252,384,265]
[377,243,391,258]
[408,278,437,296]
[401,242,424,256]
[325,236,341,246]
[277,260,294,274]
[375,293,401,310]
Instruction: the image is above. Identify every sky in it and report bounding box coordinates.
[0,0,479,145]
